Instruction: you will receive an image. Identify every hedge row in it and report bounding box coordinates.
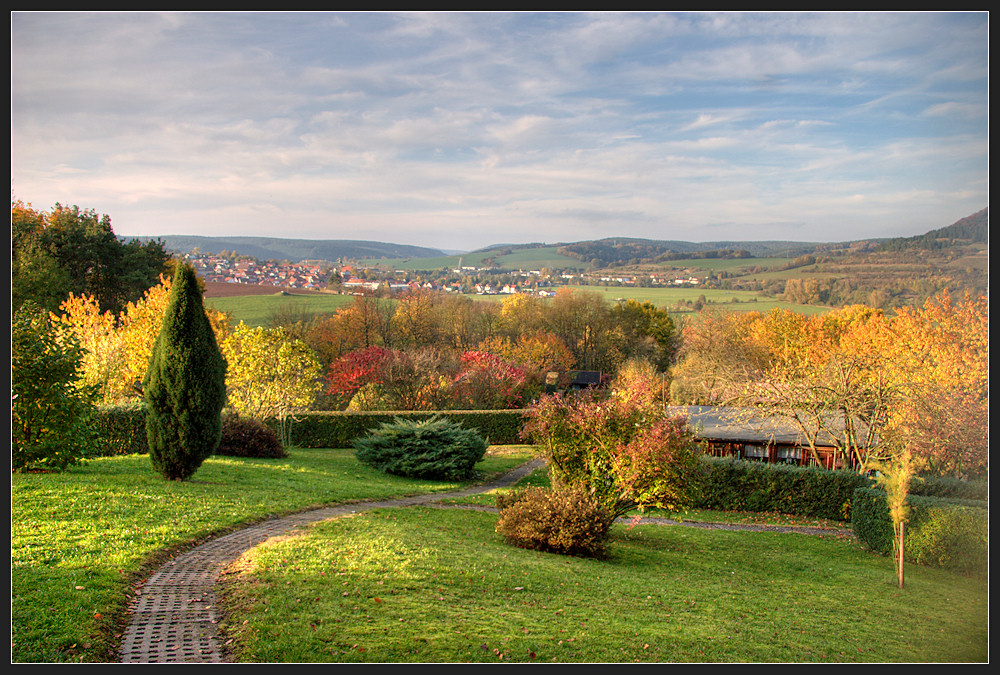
[91,405,148,456]
[269,409,527,448]
[851,487,989,579]
[690,456,872,521]
[89,406,527,454]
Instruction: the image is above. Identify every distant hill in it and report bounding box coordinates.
[879,208,988,252]
[554,237,833,268]
[138,235,446,264]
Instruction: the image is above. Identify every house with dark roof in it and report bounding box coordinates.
[667,405,874,471]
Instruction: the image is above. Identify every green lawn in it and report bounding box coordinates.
[11,447,988,663]
[10,447,532,663]
[217,507,987,663]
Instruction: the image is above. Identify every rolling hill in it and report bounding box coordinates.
[137,235,447,264]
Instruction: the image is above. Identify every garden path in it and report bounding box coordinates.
[117,457,852,663]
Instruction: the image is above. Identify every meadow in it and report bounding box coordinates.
[11,447,988,663]
[205,292,355,327]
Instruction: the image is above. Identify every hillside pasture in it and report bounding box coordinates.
[361,246,589,272]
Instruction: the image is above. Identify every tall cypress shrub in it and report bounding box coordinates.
[143,263,227,480]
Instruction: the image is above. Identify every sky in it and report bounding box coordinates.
[11,11,989,253]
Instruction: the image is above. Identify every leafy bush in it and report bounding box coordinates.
[495,486,615,558]
[910,475,989,501]
[522,383,700,518]
[216,417,288,459]
[12,301,100,471]
[352,416,489,480]
[851,487,988,578]
[905,503,989,578]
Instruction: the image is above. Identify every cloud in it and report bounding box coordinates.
[11,11,988,250]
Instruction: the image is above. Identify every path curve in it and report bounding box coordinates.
[118,458,545,663]
[117,457,852,663]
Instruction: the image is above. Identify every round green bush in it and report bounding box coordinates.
[352,416,489,480]
[215,417,287,459]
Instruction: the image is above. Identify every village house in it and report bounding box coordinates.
[668,405,873,471]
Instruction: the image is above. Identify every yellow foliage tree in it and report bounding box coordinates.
[54,275,230,405]
[221,323,322,445]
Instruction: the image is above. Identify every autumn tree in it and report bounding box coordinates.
[669,296,989,476]
[143,264,228,481]
[451,351,530,410]
[54,275,230,405]
[610,299,678,371]
[221,323,322,446]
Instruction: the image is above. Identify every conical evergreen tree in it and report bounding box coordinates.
[143,263,227,480]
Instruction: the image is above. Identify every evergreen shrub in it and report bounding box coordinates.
[144,264,228,481]
[495,486,615,558]
[352,416,489,480]
[216,417,287,459]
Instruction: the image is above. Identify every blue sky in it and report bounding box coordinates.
[11,11,989,253]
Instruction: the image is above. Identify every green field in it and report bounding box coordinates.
[206,285,829,327]
[207,293,355,327]
[559,285,831,315]
[647,256,794,274]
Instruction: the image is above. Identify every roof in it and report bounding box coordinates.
[666,405,872,448]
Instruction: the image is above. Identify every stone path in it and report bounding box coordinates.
[117,457,852,663]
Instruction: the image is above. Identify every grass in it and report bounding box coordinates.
[206,293,355,327]
[560,285,831,315]
[216,507,987,663]
[12,447,988,663]
[10,446,532,663]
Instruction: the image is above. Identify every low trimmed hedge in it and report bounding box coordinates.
[91,404,148,456]
[690,456,872,521]
[851,487,989,578]
[274,409,527,448]
[89,407,527,455]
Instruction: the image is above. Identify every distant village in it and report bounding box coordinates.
[185,252,706,296]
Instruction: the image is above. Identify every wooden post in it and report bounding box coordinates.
[897,521,905,589]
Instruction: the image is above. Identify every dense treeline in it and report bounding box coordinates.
[12,201,171,315]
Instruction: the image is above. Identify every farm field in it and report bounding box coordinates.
[557,285,831,315]
[206,291,355,327]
